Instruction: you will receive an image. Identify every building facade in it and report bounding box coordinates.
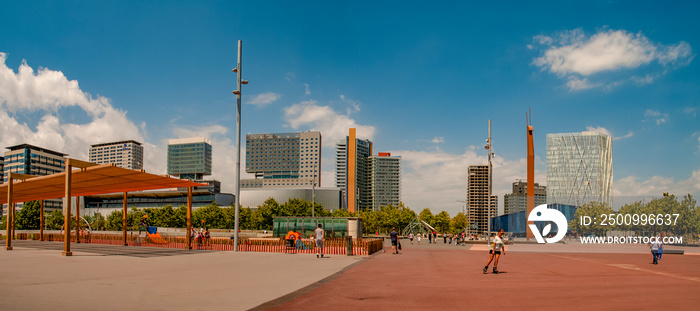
[89,140,144,170]
[3,144,66,183]
[503,180,547,214]
[243,131,321,188]
[167,137,212,180]
[3,144,67,212]
[336,128,373,212]
[83,190,233,217]
[546,131,613,207]
[466,165,497,235]
[240,187,342,211]
[369,153,401,210]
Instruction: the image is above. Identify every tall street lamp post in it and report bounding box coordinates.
[233,40,249,251]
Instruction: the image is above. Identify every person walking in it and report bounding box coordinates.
[417,234,421,245]
[409,233,414,245]
[650,235,662,264]
[390,227,399,254]
[483,229,506,274]
[428,232,432,244]
[315,224,325,258]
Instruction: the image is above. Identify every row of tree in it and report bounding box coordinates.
[569,194,699,237]
[1,198,469,235]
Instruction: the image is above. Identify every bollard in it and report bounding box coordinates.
[346,236,353,256]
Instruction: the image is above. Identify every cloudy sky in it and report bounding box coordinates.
[1,1,699,215]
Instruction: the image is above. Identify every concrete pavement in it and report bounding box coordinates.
[0,240,363,311]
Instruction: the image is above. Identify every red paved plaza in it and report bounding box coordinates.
[267,246,700,310]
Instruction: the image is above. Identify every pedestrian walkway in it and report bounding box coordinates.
[0,241,362,311]
[266,242,700,310]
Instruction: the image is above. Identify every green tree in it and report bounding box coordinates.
[15,201,41,230]
[569,201,614,236]
[450,212,467,233]
[193,203,224,229]
[46,210,65,230]
[331,209,355,217]
[250,198,279,230]
[434,211,451,233]
[105,210,123,231]
[418,208,434,228]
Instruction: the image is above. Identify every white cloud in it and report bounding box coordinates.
[0,52,145,163]
[247,92,280,107]
[614,170,700,197]
[644,109,668,125]
[339,94,361,115]
[432,137,444,144]
[304,83,311,95]
[392,148,546,216]
[585,126,633,141]
[567,76,599,91]
[532,28,694,91]
[284,100,375,147]
[684,107,697,118]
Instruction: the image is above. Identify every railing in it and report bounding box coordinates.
[10,233,383,255]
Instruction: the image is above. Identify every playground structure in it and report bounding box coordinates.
[402,217,436,236]
[1,159,206,255]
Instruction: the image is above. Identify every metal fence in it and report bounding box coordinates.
[10,233,383,255]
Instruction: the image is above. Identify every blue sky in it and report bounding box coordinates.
[1,1,699,215]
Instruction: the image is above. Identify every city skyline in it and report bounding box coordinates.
[1,1,699,215]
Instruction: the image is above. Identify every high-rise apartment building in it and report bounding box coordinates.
[503,180,546,214]
[242,131,321,188]
[369,153,401,210]
[89,140,144,170]
[167,137,212,180]
[336,128,372,212]
[466,165,497,235]
[546,131,613,207]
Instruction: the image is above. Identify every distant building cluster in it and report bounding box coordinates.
[336,128,401,212]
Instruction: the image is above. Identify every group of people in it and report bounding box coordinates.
[406,231,468,245]
[190,227,211,248]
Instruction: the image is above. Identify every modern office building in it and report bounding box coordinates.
[336,128,373,212]
[89,140,144,170]
[242,131,321,188]
[3,144,67,212]
[466,165,497,235]
[3,144,66,182]
[82,190,233,217]
[546,131,613,207]
[0,156,4,182]
[503,180,546,214]
[369,153,401,210]
[167,137,212,180]
[240,187,342,211]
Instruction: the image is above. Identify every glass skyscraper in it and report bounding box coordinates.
[546,131,613,207]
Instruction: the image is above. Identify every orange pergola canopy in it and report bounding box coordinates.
[0,164,207,204]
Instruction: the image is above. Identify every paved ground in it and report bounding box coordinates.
[268,240,700,310]
[2,239,699,310]
[0,241,362,311]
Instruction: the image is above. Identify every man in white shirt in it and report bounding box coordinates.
[315,224,324,258]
